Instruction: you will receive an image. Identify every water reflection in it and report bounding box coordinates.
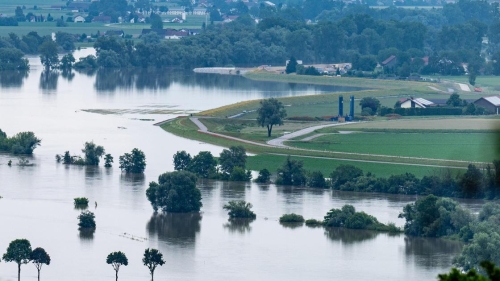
[223,218,255,234]
[147,212,202,246]
[0,70,28,88]
[61,69,75,82]
[324,227,380,244]
[39,70,59,91]
[280,222,304,229]
[119,173,146,188]
[403,236,463,268]
[79,228,95,241]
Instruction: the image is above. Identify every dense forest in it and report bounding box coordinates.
[1,0,500,76]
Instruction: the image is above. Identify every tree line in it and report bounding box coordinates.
[81,1,500,76]
[55,141,146,173]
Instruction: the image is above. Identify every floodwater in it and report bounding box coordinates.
[0,49,483,281]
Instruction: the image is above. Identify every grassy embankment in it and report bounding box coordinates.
[162,72,500,177]
[161,118,446,178]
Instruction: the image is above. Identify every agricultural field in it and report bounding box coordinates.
[287,132,497,163]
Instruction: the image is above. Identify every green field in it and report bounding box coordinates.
[287,132,497,163]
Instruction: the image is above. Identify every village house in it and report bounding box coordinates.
[474,96,500,114]
[399,97,435,108]
[92,16,111,23]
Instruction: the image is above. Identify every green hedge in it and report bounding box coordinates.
[380,107,463,116]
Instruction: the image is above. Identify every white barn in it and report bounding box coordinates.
[400,98,434,108]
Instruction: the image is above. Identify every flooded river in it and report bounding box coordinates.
[0,49,482,280]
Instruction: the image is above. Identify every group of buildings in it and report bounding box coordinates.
[400,96,500,114]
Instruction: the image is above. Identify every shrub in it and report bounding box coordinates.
[78,211,96,229]
[229,166,252,182]
[74,197,89,207]
[255,169,271,183]
[223,200,256,219]
[305,219,323,227]
[279,213,305,223]
[307,171,327,188]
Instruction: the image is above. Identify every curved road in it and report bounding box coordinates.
[188,117,483,168]
[266,122,356,146]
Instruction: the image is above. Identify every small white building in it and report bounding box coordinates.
[74,15,85,23]
[400,98,434,108]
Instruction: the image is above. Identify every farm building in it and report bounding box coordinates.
[73,15,85,23]
[400,97,435,108]
[474,96,500,114]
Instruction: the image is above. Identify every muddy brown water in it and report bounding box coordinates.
[0,49,484,280]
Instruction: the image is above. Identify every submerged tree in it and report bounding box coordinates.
[173,150,191,171]
[2,239,32,281]
[78,211,96,229]
[256,98,287,137]
[38,40,59,70]
[82,141,105,166]
[104,154,114,167]
[106,251,128,281]
[146,171,202,213]
[119,148,146,173]
[276,156,306,186]
[223,200,256,219]
[143,248,165,281]
[30,247,50,281]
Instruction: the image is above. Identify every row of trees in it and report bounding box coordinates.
[83,4,500,75]
[0,129,41,155]
[56,143,146,173]
[173,146,252,181]
[0,238,166,281]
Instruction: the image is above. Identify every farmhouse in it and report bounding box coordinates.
[400,97,434,108]
[474,96,500,114]
[381,55,397,68]
[74,15,85,23]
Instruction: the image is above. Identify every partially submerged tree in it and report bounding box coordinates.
[78,211,96,229]
[106,251,128,281]
[276,156,306,186]
[219,146,247,175]
[38,40,59,70]
[255,169,271,183]
[173,150,191,171]
[104,154,114,167]
[146,171,202,213]
[30,247,50,281]
[119,148,146,173]
[223,200,256,219]
[188,151,217,178]
[2,239,32,281]
[256,98,287,137]
[143,248,165,281]
[82,141,105,166]
[438,261,500,281]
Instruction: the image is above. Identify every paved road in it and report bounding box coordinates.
[266,122,356,146]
